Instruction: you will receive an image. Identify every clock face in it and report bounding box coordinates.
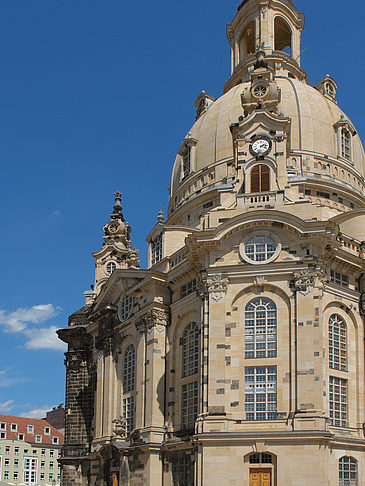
[251,138,270,155]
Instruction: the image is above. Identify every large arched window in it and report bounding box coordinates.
[239,21,255,60]
[123,344,136,434]
[329,314,347,371]
[274,16,292,55]
[245,298,277,359]
[250,164,270,193]
[339,456,358,486]
[182,322,199,377]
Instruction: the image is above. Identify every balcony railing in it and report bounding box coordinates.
[237,190,284,208]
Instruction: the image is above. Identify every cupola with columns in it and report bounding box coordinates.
[226,0,306,91]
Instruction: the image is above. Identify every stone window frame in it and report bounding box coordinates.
[118,294,133,322]
[339,456,358,486]
[239,230,281,265]
[122,343,136,435]
[177,135,198,181]
[105,260,117,276]
[244,298,277,359]
[334,119,356,163]
[181,381,198,431]
[150,232,164,267]
[244,159,277,194]
[244,366,277,421]
[181,322,200,378]
[171,312,201,434]
[329,376,348,427]
[171,452,194,486]
[328,314,347,372]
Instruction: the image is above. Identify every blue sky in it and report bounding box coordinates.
[0,0,364,419]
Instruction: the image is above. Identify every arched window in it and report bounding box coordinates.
[341,129,351,159]
[329,314,347,371]
[239,21,255,60]
[245,298,277,358]
[182,323,199,377]
[123,344,136,434]
[339,456,358,486]
[250,164,270,193]
[274,17,292,55]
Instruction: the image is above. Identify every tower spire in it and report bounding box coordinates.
[91,191,140,295]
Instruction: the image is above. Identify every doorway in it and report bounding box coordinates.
[250,468,271,486]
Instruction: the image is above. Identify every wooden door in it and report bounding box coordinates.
[250,468,271,486]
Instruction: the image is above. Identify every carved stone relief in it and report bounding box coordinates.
[207,274,229,302]
[135,309,169,334]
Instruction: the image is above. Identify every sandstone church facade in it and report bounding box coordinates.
[58,1,365,485]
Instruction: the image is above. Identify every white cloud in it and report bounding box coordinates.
[20,405,54,419]
[0,368,29,388]
[24,326,66,351]
[0,400,14,413]
[0,304,61,333]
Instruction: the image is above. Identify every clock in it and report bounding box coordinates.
[250,136,272,157]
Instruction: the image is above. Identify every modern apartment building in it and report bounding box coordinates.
[0,415,63,486]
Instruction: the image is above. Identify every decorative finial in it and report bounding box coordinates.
[110,191,125,221]
[157,209,165,224]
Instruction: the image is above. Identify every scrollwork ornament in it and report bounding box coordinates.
[135,309,168,334]
[291,269,327,294]
[207,274,229,302]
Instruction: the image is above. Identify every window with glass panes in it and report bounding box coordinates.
[123,345,135,392]
[329,315,347,371]
[123,396,135,434]
[172,454,194,486]
[245,298,277,358]
[341,129,351,159]
[339,456,357,486]
[330,270,349,287]
[244,235,277,262]
[329,376,347,427]
[181,381,198,430]
[182,146,191,178]
[182,323,199,377]
[245,366,277,420]
[23,457,37,484]
[151,234,163,265]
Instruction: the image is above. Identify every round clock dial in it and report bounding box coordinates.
[250,137,272,156]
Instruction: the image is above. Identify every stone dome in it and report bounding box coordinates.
[170,78,365,201]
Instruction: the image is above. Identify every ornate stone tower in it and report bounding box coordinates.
[59,1,365,485]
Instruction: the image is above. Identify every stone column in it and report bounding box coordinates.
[290,268,327,430]
[57,325,94,486]
[205,274,229,418]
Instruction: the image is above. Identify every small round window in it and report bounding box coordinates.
[240,232,281,265]
[105,261,117,275]
[252,84,268,98]
[118,295,133,322]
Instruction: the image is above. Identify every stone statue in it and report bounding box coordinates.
[112,416,127,439]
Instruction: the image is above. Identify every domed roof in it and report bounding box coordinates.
[170,78,365,198]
